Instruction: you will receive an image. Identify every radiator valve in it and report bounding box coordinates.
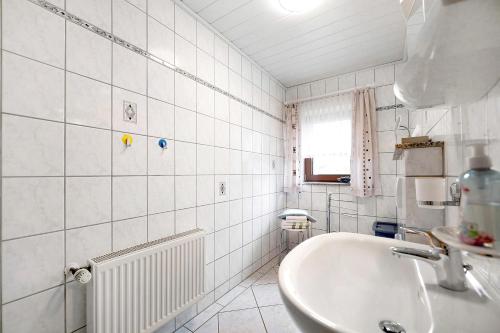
[65,263,92,284]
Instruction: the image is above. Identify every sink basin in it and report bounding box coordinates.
[278,232,500,333]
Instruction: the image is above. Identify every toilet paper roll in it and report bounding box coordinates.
[415,177,446,209]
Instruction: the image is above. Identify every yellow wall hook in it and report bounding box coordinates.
[121,134,133,147]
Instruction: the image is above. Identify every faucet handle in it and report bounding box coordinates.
[400,226,443,250]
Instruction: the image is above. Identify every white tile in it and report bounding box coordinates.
[228,47,242,74]
[175,34,197,73]
[197,144,215,174]
[176,207,197,233]
[219,308,266,333]
[197,22,214,55]
[325,77,339,93]
[175,176,197,209]
[215,61,229,91]
[214,36,228,65]
[148,211,175,240]
[175,5,196,44]
[197,113,215,145]
[252,66,261,88]
[3,0,65,67]
[66,177,112,228]
[113,45,147,94]
[356,69,375,87]
[197,204,215,233]
[214,255,230,286]
[66,281,86,333]
[148,0,174,29]
[113,216,147,250]
[197,83,215,117]
[252,284,283,306]
[230,200,243,226]
[148,176,175,213]
[148,17,175,64]
[378,131,396,153]
[214,119,230,148]
[66,223,112,266]
[113,132,147,175]
[175,107,197,142]
[67,0,112,31]
[377,109,396,132]
[242,128,253,152]
[197,48,215,84]
[148,98,174,139]
[230,175,242,200]
[241,57,252,81]
[2,177,64,239]
[184,303,223,332]
[113,0,146,49]
[221,288,257,312]
[67,23,112,83]
[230,224,243,252]
[175,141,197,175]
[2,115,64,176]
[175,73,197,111]
[127,0,146,11]
[189,311,218,333]
[67,125,111,176]
[297,84,311,99]
[215,92,230,122]
[215,228,230,259]
[310,80,326,97]
[377,196,397,218]
[230,100,242,125]
[112,176,147,220]
[375,85,396,107]
[260,305,301,333]
[214,147,230,174]
[148,60,175,104]
[229,125,241,149]
[2,286,64,333]
[66,72,111,129]
[215,202,230,231]
[148,137,175,175]
[2,231,64,302]
[229,70,242,98]
[375,65,395,86]
[197,175,215,206]
[230,150,242,174]
[3,52,64,121]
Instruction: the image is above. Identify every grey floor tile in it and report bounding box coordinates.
[185,303,223,332]
[219,308,266,333]
[216,285,246,306]
[260,305,302,333]
[252,284,283,307]
[239,271,264,288]
[194,315,219,333]
[221,288,257,312]
[254,269,278,285]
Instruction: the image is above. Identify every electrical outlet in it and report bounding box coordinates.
[218,182,226,196]
[123,101,137,123]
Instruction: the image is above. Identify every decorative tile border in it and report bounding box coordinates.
[28,0,285,123]
[376,104,405,111]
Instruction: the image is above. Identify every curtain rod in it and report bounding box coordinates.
[285,85,376,106]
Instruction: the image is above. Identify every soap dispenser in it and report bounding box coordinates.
[459,143,500,248]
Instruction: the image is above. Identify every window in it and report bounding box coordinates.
[299,94,352,182]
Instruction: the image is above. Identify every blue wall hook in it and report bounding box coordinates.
[158,138,168,149]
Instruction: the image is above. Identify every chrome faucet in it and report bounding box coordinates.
[391,227,471,292]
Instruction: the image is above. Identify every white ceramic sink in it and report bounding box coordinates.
[278,232,500,333]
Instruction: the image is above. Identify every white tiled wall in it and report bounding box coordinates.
[284,63,403,235]
[0,0,286,332]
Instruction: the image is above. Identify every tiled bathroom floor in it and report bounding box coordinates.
[176,258,302,333]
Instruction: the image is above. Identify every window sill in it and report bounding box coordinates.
[303,182,350,186]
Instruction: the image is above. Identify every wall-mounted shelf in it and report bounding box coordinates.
[432,226,500,258]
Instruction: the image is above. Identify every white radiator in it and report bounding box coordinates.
[87,229,205,333]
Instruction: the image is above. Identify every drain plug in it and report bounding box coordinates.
[378,320,406,333]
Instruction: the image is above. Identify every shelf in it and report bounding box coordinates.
[432,226,500,258]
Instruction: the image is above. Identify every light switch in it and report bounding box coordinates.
[123,101,137,123]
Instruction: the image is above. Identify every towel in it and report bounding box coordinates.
[281,220,310,230]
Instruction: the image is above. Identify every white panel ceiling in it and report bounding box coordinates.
[181,0,407,87]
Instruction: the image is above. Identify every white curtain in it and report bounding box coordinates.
[351,89,381,197]
[283,104,301,192]
[299,94,352,175]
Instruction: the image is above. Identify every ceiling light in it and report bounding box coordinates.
[279,0,319,13]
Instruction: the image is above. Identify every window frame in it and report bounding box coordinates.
[303,158,350,183]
